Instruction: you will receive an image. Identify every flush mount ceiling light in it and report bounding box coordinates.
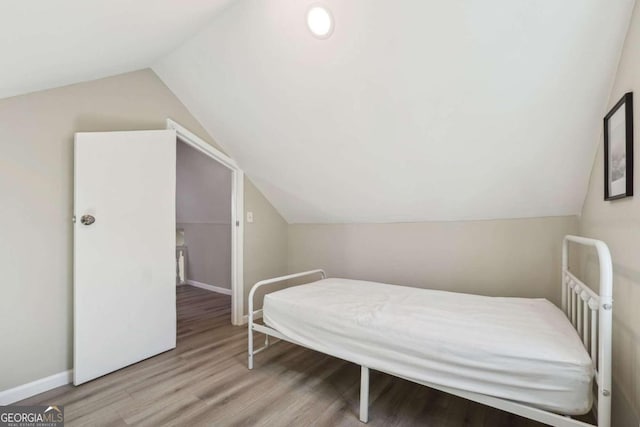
[307,5,334,39]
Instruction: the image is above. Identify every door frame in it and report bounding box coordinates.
[167,119,244,326]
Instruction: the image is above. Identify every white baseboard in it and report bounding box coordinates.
[0,370,72,405]
[186,280,232,296]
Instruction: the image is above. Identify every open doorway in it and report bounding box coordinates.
[176,139,232,319]
[168,119,244,325]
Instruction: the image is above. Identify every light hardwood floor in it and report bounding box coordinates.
[19,286,567,426]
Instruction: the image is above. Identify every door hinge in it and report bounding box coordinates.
[73,215,76,224]
[236,220,240,227]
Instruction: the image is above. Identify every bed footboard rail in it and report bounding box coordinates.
[248,269,326,369]
[562,235,613,427]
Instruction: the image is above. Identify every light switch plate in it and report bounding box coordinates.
[247,211,254,223]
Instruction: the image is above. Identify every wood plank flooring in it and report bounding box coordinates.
[18,286,558,426]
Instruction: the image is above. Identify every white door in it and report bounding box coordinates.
[73,130,177,385]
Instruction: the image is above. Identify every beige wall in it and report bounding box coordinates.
[0,69,287,392]
[579,2,640,425]
[289,216,578,305]
[243,179,288,313]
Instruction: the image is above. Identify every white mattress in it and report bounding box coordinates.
[263,278,593,415]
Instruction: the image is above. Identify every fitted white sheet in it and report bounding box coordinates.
[263,278,594,415]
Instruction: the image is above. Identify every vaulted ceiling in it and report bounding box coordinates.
[2,0,636,223]
[0,0,233,99]
[154,0,636,223]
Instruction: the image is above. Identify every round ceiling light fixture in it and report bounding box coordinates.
[307,5,334,39]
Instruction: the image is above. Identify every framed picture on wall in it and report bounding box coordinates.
[604,92,633,200]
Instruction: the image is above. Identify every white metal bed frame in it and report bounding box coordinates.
[247,235,613,426]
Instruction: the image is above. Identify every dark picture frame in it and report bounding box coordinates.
[604,92,633,201]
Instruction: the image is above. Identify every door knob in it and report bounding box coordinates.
[80,214,96,226]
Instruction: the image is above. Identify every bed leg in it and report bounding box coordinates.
[360,366,369,423]
[248,321,254,370]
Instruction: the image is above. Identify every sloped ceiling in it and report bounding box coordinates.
[0,0,233,99]
[1,0,634,223]
[155,0,634,223]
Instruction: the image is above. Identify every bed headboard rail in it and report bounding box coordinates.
[562,235,613,427]
[565,271,599,362]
